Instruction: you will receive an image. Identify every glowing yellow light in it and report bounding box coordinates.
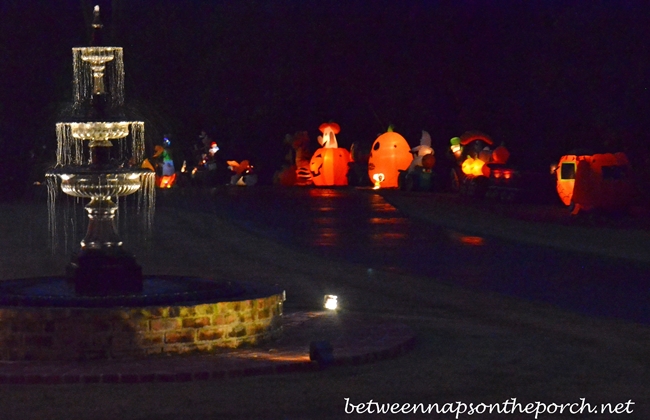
[324,295,338,310]
[461,156,488,177]
[372,173,385,189]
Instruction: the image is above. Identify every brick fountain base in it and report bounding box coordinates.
[0,276,284,361]
[0,311,416,384]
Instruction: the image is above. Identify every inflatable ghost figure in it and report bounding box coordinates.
[318,122,340,148]
[407,130,435,173]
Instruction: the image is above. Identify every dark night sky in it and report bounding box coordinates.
[1,0,649,193]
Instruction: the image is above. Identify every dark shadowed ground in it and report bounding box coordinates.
[0,187,647,419]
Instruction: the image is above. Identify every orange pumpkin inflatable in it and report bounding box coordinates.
[309,122,351,186]
[368,129,413,188]
[461,156,490,177]
[310,148,351,186]
[556,152,633,212]
[491,145,510,164]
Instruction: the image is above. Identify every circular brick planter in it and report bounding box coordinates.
[0,278,285,361]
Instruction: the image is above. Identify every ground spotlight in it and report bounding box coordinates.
[324,295,338,310]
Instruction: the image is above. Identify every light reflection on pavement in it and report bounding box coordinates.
[191,187,650,325]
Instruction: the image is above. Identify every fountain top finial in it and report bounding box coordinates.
[92,5,102,27]
[91,5,104,46]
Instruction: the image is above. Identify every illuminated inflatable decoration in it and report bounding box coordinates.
[421,153,435,171]
[450,137,462,160]
[372,173,385,190]
[556,152,633,213]
[459,131,493,147]
[407,130,435,173]
[153,145,176,188]
[461,156,489,177]
[367,128,413,188]
[398,131,437,191]
[491,145,510,164]
[227,160,257,186]
[141,158,155,172]
[458,131,494,178]
[309,123,351,186]
[209,141,219,156]
[293,131,313,186]
[157,173,175,188]
[478,147,492,165]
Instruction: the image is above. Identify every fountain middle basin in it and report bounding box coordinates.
[0,276,285,361]
[55,167,144,198]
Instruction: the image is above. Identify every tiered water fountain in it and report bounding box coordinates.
[0,6,284,361]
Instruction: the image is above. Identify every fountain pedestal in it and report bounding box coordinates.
[66,196,143,295]
[68,249,143,295]
[55,166,148,295]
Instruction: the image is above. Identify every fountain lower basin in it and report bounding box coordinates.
[0,276,284,361]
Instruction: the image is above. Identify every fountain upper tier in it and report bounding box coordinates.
[72,47,125,112]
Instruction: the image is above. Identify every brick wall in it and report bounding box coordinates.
[0,292,284,361]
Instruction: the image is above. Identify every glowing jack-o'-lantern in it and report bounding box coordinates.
[461,156,489,177]
[310,148,351,186]
[309,123,351,186]
[368,129,413,188]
